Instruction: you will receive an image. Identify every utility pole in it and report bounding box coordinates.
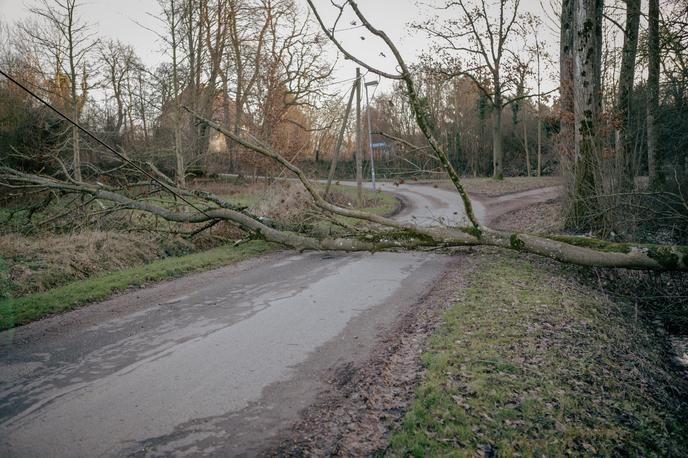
[355,67,363,207]
[324,78,357,198]
[365,79,378,193]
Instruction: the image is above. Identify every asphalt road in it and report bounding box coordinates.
[0,182,480,457]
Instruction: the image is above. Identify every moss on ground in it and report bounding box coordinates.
[0,241,276,331]
[388,255,688,457]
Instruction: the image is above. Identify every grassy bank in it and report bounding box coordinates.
[389,254,687,456]
[0,241,275,331]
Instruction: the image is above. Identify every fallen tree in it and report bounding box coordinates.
[1,1,687,272]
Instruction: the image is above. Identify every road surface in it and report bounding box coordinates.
[0,182,554,457]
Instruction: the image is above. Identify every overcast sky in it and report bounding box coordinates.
[0,0,560,94]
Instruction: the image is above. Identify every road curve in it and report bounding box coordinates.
[338,180,487,225]
[0,184,459,457]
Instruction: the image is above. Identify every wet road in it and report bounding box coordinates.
[338,180,488,226]
[0,183,474,457]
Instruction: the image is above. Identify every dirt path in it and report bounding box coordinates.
[471,185,562,226]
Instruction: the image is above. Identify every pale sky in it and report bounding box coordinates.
[0,0,560,95]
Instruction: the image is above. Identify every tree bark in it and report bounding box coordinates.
[566,0,603,231]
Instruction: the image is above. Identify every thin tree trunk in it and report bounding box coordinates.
[492,103,503,179]
[616,0,641,191]
[536,36,543,176]
[171,0,185,187]
[68,15,81,181]
[647,0,663,187]
[559,0,575,162]
[523,118,531,176]
[537,115,542,176]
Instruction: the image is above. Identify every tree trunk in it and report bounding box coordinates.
[559,0,575,161]
[647,0,663,188]
[523,117,531,176]
[171,0,185,187]
[492,89,503,179]
[536,39,543,177]
[567,0,603,231]
[616,0,641,191]
[537,115,542,176]
[68,23,81,181]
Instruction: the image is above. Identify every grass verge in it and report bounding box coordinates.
[389,254,687,457]
[0,240,276,331]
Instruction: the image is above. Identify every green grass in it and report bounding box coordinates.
[0,241,276,331]
[388,255,688,457]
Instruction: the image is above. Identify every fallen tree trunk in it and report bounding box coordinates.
[2,165,687,271]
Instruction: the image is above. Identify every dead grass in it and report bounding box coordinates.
[0,230,202,298]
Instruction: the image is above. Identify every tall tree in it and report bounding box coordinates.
[647,0,663,187]
[527,15,546,176]
[225,0,270,171]
[158,0,186,186]
[564,0,604,230]
[22,0,97,181]
[616,0,642,190]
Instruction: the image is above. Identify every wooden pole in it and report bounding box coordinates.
[355,67,363,207]
[324,79,357,198]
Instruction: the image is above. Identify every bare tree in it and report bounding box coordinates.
[225,0,270,171]
[157,0,187,186]
[562,0,605,231]
[511,55,533,176]
[615,0,641,190]
[99,40,138,142]
[21,0,97,181]
[414,0,526,179]
[526,14,547,176]
[647,0,663,187]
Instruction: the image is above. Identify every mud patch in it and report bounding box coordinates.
[268,257,475,456]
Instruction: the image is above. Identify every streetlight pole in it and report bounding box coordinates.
[364,80,378,193]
